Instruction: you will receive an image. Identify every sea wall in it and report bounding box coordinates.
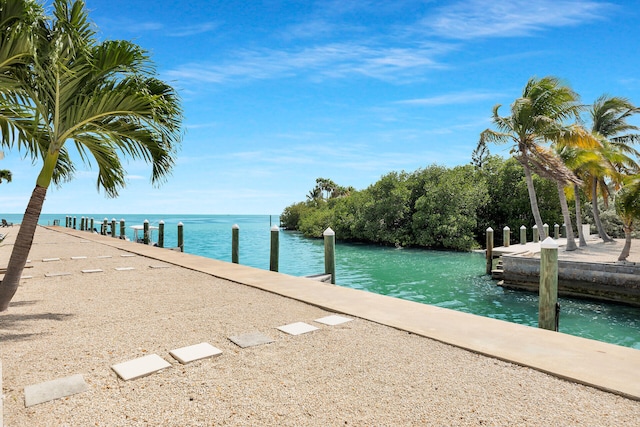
[499,255,640,306]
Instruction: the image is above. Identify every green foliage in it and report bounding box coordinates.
[298,206,333,238]
[280,202,309,230]
[412,165,488,250]
[474,156,562,245]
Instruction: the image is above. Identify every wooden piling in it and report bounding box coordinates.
[539,237,559,331]
[503,226,510,247]
[177,222,184,252]
[323,227,336,284]
[120,219,126,239]
[90,218,94,233]
[143,220,149,245]
[111,218,117,238]
[270,225,279,272]
[533,225,539,243]
[158,221,165,248]
[102,218,108,235]
[520,225,527,245]
[232,224,239,264]
[554,223,560,239]
[485,227,494,275]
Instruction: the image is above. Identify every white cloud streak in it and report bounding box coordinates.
[167,42,451,85]
[396,91,504,106]
[424,0,612,40]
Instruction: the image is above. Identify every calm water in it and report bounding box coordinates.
[4,213,639,349]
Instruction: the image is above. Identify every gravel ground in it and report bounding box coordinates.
[1,227,639,426]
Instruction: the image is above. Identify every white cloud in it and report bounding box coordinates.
[168,22,219,37]
[396,91,504,106]
[167,41,451,85]
[424,0,612,40]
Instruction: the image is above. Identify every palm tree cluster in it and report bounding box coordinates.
[0,0,183,311]
[479,76,640,260]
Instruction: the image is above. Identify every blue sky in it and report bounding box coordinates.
[1,0,639,215]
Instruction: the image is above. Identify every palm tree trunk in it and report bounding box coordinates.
[522,165,547,239]
[592,177,614,242]
[558,182,577,251]
[0,185,47,311]
[574,183,587,247]
[618,226,632,261]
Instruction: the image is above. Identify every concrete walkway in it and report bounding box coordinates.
[49,227,640,400]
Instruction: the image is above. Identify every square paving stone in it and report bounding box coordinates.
[277,322,319,336]
[315,315,353,326]
[169,342,222,364]
[228,332,274,348]
[44,272,71,277]
[111,354,171,381]
[24,374,89,407]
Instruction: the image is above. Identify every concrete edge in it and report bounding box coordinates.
[46,226,640,401]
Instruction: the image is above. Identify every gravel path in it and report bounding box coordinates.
[1,227,638,426]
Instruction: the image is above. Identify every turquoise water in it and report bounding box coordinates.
[4,213,639,349]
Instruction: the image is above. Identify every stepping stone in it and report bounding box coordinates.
[120,254,135,257]
[228,332,274,348]
[115,267,135,271]
[24,374,89,407]
[42,258,60,262]
[315,315,353,326]
[71,256,87,260]
[169,343,222,364]
[81,269,103,274]
[149,265,170,269]
[45,272,71,277]
[277,322,319,336]
[111,354,171,381]
[96,255,112,259]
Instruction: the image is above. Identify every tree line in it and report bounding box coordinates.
[283,76,640,256]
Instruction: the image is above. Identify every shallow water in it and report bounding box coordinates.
[6,213,639,349]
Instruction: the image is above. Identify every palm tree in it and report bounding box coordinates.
[479,76,582,242]
[0,0,183,311]
[615,176,640,261]
[0,169,12,184]
[588,95,640,242]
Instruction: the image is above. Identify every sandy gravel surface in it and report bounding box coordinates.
[1,227,639,426]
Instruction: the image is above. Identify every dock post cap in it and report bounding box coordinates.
[323,227,335,236]
[503,225,510,231]
[178,221,183,226]
[520,225,526,229]
[144,219,149,223]
[271,225,279,231]
[232,224,239,229]
[159,220,165,224]
[540,237,558,249]
[532,224,538,229]
[486,227,493,232]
